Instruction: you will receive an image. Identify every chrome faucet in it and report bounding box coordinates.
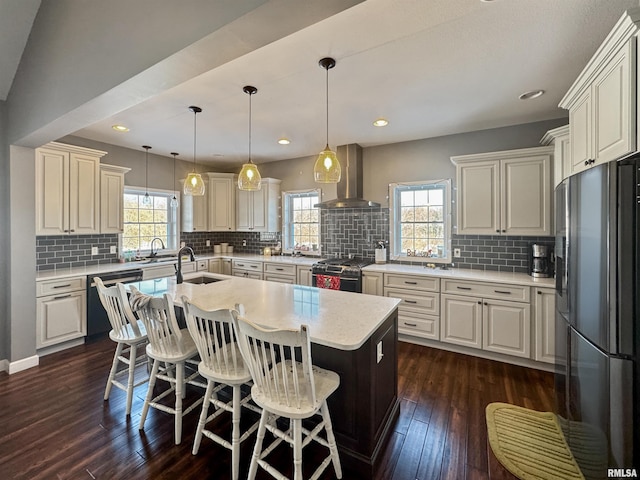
[149,237,165,258]
[175,246,195,284]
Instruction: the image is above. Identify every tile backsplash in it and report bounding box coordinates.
[320,207,389,259]
[180,231,281,255]
[36,234,119,271]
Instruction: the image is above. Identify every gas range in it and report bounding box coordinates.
[311,257,373,292]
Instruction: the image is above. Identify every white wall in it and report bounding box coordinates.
[0,100,7,362]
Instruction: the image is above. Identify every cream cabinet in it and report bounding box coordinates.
[232,259,263,279]
[36,142,106,236]
[540,125,570,188]
[181,178,208,232]
[296,265,313,286]
[452,147,553,236]
[534,287,558,364]
[100,164,130,234]
[236,178,281,232]
[207,173,236,231]
[221,258,232,276]
[440,279,531,358]
[208,258,222,274]
[263,262,296,284]
[36,276,87,348]
[362,271,383,296]
[560,12,638,174]
[196,259,209,271]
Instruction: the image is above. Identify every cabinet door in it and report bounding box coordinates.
[296,265,313,286]
[362,272,383,295]
[251,188,268,231]
[534,288,558,363]
[222,259,232,275]
[100,169,125,234]
[35,148,69,235]
[593,42,635,164]
[208,258,222,274]
[182,191,208,232]
[209,176,235,231]
[69,153,100,234]
[570,90,592,174]
[457,160,500,235]
[482,300,530,358]
[36,291,86,348]
[501,155,551,236]
[236,189,252,231]
[440,294,482,349]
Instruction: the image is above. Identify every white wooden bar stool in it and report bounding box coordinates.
[94,277,148,416]
[131,289,204,445]
[233,315,342,480]
[182,298,261,480]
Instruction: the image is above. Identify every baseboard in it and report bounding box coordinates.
[37,338,85,357]
[8,355,39,374]
[0,359,8,373]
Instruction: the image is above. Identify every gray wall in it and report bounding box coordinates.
[0,100,7,361]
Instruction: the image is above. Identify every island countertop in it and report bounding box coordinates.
[131,274,401,351]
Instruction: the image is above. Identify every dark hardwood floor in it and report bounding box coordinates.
[0,337,555,479]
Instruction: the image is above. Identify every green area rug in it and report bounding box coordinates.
[486,402,584,480]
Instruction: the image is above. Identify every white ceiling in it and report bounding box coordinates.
[5,0,639,167]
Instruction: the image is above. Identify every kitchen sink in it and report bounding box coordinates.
[183,275,224,285]
[142,256,178,264]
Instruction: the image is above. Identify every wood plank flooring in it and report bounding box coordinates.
[0,337,555,479]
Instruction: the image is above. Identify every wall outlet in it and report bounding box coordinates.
[91,246,99,256]
[454,248,461,258]
[242,239,247,247]
[110,246,117,254]
[180,241,186,248]
[206,240,211,247]
[376,341,384,363]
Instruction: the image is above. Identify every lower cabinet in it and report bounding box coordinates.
[232,259,263,279]
[440,294,482,349]
[36,277,87,349]
[208,258,221,274]
[221,258,232,275]
[296,265,313,286]
[534,287,558,363]
[362,271,383,296]
[263,262,296,284]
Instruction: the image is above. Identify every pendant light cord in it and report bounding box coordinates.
[325,65,329,147]
[249,90,252,164]
[192,110,197,173]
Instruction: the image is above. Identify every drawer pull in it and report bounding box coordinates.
[404,281,417,285]
[276,268,284,271]
[404,300,417,304]
[494,290,511,294]
[52,284,72,289]
[403,322,418,327]
[53,294,71,300]
[456,286,471,290]
[250,265,258,269]
[237,263,244,267]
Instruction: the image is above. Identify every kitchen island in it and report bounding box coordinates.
[131,273,401,478]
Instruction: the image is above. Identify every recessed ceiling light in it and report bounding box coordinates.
[278,138,291,145]
[519,90,545,100]
[112,124,129,132]
[373,118,389,127]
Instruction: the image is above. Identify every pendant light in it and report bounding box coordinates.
[141,145,153,206]
[313,57,341,183]
[183,106,205,196]
[238,85,262,191]
[170,152,179,208]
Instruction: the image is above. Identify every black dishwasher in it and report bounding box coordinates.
[86,269,144,338]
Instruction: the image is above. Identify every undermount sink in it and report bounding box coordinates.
[143,256,177,264]
[183,275,224,285]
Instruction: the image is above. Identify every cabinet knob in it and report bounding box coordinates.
[589,159,596,165]
[537,290,542,295]
[484,302,488,306]
[477,301,482,305]
[501,229,506,233]
[496,229,500,233]
[584,160,589,166]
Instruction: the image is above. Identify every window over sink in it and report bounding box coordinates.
[282,189,320,254]
[389,179,452,263]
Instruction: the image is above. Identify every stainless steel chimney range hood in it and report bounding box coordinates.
[314,144,380,209]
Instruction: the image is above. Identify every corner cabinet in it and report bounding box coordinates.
[181,178,208,232]
[100,164,130,234]
[207,173,236,231]
[560,10,639,174]
[451,146,553,236]
[236,178,281,232]
[36,142,106,235]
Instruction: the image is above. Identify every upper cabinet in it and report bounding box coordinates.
[452,146,553,236]
[100,164,130,234]
[560,10,639,174]
[181,177,208,232]
[540,125,570,188]
[36,142,106,236]
[236,177,281,232]
[207,173,236,231]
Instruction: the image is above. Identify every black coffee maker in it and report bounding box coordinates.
[531,244,553,278]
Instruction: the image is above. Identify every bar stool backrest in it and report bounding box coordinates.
[135,294,185,357]
[94,277,142,339]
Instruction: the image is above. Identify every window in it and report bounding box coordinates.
[282,190,320,254]
[122,188,179,254]
[389,179,452,263]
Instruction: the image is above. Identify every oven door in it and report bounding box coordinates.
[312,273,361,293]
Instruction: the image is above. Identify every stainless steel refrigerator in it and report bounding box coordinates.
[555,159,638,478]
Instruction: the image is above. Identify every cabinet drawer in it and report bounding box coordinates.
[181,262,197,274]
[264,274,296,284]
[232,259,263,272]
[264,263,296,276]
[196,260,209,271]
[232,271,262,280]
[441,279,529,302]
[384,274,439,292]
[385,288,439,316]
[37,277,86,297]
[397,312,439,341]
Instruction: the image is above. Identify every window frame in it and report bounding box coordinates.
[389,179,452,264]
[121,186,180,255]
[281,189,321,255]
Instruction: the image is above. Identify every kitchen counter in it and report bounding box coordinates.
[135,272,400,477]
[363,263,555,288]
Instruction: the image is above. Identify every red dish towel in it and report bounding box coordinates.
[316,274,341,290]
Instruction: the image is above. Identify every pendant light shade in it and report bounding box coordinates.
[238,85,262,191]
[184,106,205,196]
[141,145,153,206]
[314,57,341,184]
[170,152,179,208]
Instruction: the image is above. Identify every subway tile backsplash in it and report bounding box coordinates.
[36,234,119,271]
[320,207,389,259]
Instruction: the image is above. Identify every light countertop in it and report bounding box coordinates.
[129,274,401,351]
[363,263,555,288]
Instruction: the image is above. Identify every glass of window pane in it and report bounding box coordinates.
[400,207,415,222]
[414,206,428,221]
[429,189,443,206]
[400,190,414,206]
[414,190,429,206]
